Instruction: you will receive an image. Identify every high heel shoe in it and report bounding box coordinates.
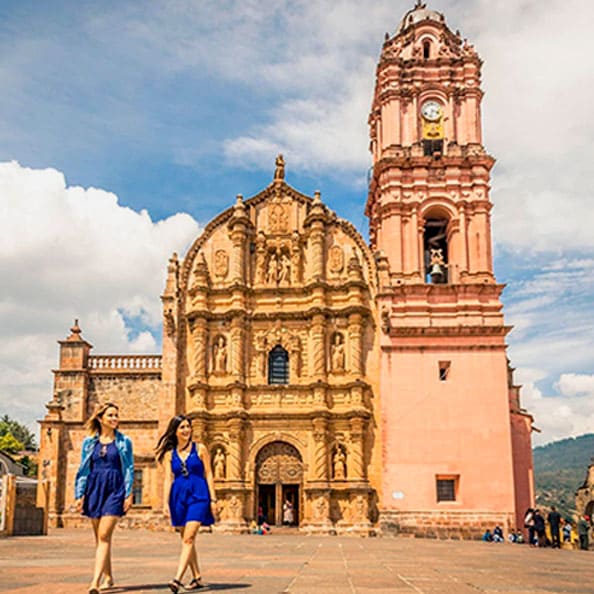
[168,578,185,593]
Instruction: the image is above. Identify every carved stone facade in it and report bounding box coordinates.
[38,4,534,538]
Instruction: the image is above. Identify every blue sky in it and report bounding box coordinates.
[1,0,593,446]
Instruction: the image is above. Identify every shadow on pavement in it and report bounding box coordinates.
[108,583,252,592]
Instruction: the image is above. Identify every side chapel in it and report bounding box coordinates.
[38,3,535,538]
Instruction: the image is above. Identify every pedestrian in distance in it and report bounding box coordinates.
[577,514,590,551]
[547,506,562,548]
[533,509,546,547]
[156,415,216,592]
[74,402,134,594]
[523,507,536,546]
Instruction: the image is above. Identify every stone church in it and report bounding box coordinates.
[38,3,535,538]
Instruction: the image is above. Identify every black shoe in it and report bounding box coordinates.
[187,577,206,589]
[168,578,185,593]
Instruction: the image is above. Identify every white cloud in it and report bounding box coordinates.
[0,161,200,431]
[520,375,594,446]
[556,374,594,398]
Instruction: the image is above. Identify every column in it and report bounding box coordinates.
[312,417,329,481]
[191,317,207,382]
[349,417,366,481]
[231,315,245,381]
[348,313,363,377]
[311,314,326,381]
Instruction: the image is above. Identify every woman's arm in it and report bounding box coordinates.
[74,436,93,507]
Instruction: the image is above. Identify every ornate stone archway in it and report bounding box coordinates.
[255,441,303,526]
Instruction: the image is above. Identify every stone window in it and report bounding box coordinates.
[132,469,143,505]
[268,345,289,385]
[436,476,458,502]
[423,40,431,59]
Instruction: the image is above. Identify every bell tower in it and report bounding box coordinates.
[367,3,534,537]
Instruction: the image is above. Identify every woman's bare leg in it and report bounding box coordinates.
[89,516,119,590]
[178,530,201,580]
[174,521,200,582]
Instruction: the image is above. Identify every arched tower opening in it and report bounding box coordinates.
[423,217,449,284]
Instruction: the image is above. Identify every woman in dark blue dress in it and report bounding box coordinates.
[156,415,216,592]
[75,402,134,594]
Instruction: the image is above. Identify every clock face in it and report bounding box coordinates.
[421,100,442,121]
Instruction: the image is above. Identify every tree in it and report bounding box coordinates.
[0,432,24,454]
[0,414,37,451]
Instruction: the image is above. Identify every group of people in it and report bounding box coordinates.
[523,506,591,550]
[75,402,216,593]
[481,506,592,551]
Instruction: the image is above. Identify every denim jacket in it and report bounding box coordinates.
[74,430,134,499]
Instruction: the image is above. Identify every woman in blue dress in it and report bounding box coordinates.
[156,415,216,592]
[74,401,134,594]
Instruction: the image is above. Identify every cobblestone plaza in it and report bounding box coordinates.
[1,529,591,593]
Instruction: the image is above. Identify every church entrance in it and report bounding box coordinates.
[255,441,303,527]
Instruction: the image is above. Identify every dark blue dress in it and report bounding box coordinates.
[169,443,214,527]
[83,441,125,518]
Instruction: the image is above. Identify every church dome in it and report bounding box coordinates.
[397,3,445,33]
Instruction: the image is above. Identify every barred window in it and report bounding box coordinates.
[436,477,457,502]
[268,345,289,385]
[133,469,143,505]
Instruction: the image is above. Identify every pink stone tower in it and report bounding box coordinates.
[366,3,535,536]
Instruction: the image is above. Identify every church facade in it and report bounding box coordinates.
[38,3,535,538]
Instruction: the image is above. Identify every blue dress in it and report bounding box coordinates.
[169,443,214,527]
[83,441,125,518]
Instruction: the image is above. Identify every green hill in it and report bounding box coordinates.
[533,433,594,519]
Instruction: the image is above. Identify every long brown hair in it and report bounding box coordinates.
[155,415,191,462]
[85,402,119,436]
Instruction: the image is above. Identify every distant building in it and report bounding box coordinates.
[38,2,535,537]
[0,451,25,476]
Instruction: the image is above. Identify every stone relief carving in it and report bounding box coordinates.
[328,245,344,274]
[269,203,289,233]
[289,334,301,379]
[213,249,229,278]
[313,496,328,521]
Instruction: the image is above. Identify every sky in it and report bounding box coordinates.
[1,0,593,447]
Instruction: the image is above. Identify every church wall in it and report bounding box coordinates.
[379,345,516,534]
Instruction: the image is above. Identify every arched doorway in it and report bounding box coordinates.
[255,441,303,527]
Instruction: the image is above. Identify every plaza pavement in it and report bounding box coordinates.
[0,528,592,594]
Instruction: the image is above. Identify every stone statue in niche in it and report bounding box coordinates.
[266,252,278,284]
[213,336,227,373]
[213,249,229,278]
[333,446,346,480]
[330,333,345,372]
[213,447,226,480]
[278,253,291,284]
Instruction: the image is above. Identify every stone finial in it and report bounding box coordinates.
[274,154,285,181]
[313,190,321,204]
[66,319,83,341]
[348,252,363,281]
[164,252,179,295]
